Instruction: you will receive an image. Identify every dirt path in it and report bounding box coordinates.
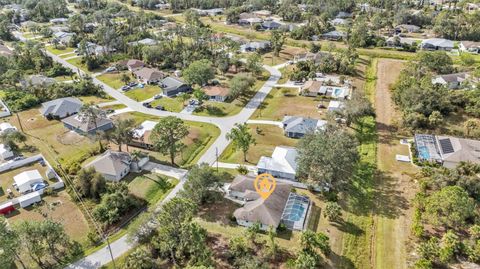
[372,59,417,269]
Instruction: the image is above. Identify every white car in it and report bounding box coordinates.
[105,66,117,73]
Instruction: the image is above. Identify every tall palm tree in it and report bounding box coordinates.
[80,102,103,150]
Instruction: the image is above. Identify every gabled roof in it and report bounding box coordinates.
[434,72,469,83]
[282,116,327,134]
[302,80,323,92]
[125,59,145,69]
[40,97,83,117]
[257,146,297,175]
[232,175,292,227]
[85,150,131,178]
[323,30,346,38]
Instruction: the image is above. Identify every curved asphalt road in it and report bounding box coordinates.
[31,41,283,268]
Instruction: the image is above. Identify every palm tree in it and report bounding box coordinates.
[225,123,256,162]
[80,103,103,150]
[110,118,135,152]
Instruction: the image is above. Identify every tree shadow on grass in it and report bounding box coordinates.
[326,251,355,269]
[371,170,409,218]
[330,219,364,236]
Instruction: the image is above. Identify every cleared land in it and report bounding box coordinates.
[252,88,326,121]
[372,59,417,269]
[219,124,298,165]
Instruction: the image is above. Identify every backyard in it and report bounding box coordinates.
[251,87,326,121]
[219,124,298,165]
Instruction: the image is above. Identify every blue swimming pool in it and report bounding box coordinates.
[417,145,430,160]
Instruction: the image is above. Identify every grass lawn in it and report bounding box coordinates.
[67,57,106,74]
[277,65,294,84]
[151,96,184,112]
[6,108,100,168]
[79,95,115,105]
[60,52,77,59]
[112,112,220,167]
[46,46,75,55]
[7,191,90,244]
[219,124,298,165]
[126,172,179,205]
[125,85,162,101]
[54,74,78,82]
[262,46,305,66]
[251,87,326,121]
[193,70,270,117]
[101,104,127,111]
[97,72,134,89]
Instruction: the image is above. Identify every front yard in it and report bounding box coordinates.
[125,85,162,101]
[126,172,178,205]
[112,112,220,167]
[46,46,75,55]
[219,124,298,165]
[193,70,270,117]
[251,87,326,121]
[97,72,134,89]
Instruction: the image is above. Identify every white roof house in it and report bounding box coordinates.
[328,100,345,112]
[0,123,17,135]
[0,144,14,160]
[420,38,454,51]
[13,170,44,193]
[257,146,298,181]
[133,120,156,139]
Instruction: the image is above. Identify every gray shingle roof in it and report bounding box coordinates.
[61,109,113,133]
[40,97,83,118]
[282,116,327,135]
[160,76,187,92]
[85,150,131,179]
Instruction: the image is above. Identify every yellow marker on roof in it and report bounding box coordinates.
[254,173,276,200]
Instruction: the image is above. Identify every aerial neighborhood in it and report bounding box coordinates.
[1,0,480,268]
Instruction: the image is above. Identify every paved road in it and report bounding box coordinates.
[37,39,282,267]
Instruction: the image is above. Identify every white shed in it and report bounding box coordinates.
[13,170,44,193]
[18,192,41,208]
[0,144,13,160]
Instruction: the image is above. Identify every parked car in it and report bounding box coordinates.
[154,94,163,100]
[121,85,130,91]
[143,102,152,108]
[105,66,117,72]
[293,81,304,85]
[31,183,47,192]
[189,99,200,106]
[128,82,138,87]
[105,109,114,114]
[155,105,165,111]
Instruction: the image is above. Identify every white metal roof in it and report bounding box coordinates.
[13,170,43,186]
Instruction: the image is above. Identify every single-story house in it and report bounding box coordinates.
[133,67,165,84]
[386,36,416,48]
[128,38,158,46]
[395,24,421,33]
[192,8,224,16]
[432,72,471,89]
[49,18,68,24]
[238,13,263,25]
[414,134,480,168]
[322,30,346,41]
[228,175,310,231]
[300,80,323,96]
[21,75,56,88]
[18,191,42,208]
[13,170,44,193]
[123,59,146,72]
[262,20,282,30]
[40,97,83,119]
[253,10,272,17]
[319,85,351,99]
[0,144,14,160]
[328,100,345,112]
[53,31,74,46]
[336,11,353,18]
[293,52,331,64]
[0,123,17,135]
[257,146,298,181]
[159,76,192,97]
[85,150,132,182]
[330,18,348,26]
[203,86,230,102]
[420,38,454,51]
[77,42,116,56]
[282,116,327,138]
[0,44,13,57]
[62,110,114,135]
[459,41,480,54]
[239,41,271,53]
[131,120,156,149]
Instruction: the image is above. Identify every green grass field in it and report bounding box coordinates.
[97,72,134,89]
[151,97,184,112]
[46,46,75,55]
[125,85,163,101]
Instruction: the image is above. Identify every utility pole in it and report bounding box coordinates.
[215,147,219,172]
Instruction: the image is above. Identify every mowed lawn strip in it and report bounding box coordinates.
[219,124,297,165]
[125,85,163,101]
[252,88,324,121]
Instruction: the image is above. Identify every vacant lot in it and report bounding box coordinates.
[262,46,305,66]
[46,46,75,55]
[219,124,297,165]
[127,172,178,205]
[125,85,163,101]
[151,96,184,112]
[8,191,90,243]
[97,72,134,89]
[373,59,416,269]
[251,88,325,121]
